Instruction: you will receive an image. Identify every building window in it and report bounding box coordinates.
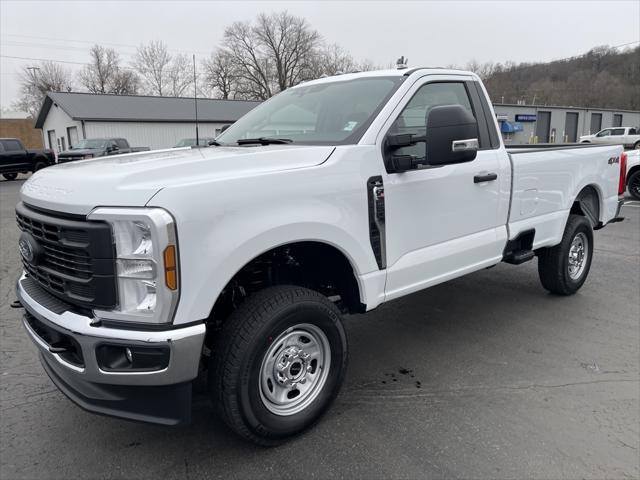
[612,114,623,127]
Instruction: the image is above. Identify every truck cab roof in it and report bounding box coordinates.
[295,67,479,88]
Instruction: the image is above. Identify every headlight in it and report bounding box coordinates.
[87,207,179,324]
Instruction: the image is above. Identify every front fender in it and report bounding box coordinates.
[148,159,382,324]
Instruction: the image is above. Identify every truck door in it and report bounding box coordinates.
[1,139,29,171]
[377,77,509,301]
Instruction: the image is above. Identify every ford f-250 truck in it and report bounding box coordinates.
[14,68,627,445]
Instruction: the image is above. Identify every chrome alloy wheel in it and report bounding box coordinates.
[568,232,588,280]
[259,323,331,416]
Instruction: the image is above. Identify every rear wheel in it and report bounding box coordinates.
[633,141,640,150]
[211,285,348,445]
[537,214,594,295]
[628,170,640,200]
[2,173,18,181]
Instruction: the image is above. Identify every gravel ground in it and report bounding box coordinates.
[1,175,638,480]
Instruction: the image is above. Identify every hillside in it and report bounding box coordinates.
[482,46,640,110]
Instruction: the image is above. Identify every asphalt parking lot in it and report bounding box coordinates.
[1,175,638,480]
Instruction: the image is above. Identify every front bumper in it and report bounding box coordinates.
[17,274,206,425]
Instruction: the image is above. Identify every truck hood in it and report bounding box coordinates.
[20,145,334,215]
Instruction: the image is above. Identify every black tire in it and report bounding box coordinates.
[633,141,640,150]
[537,214,594,295]
[210,285,348,445]
[33,161,46,172]
[2,173,18,181]
[628,170,640,200]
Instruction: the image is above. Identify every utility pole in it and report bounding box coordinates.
[193,54,199,145]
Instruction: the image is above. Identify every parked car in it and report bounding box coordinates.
[625,148,640,199]
[15,68,627,445]
[174,137,217,148]
[579,127,640,149]
[0,138,55,180]
[57,138,149,163]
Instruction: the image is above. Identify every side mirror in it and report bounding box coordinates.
[220,124,231,133]
[425,105,479,166]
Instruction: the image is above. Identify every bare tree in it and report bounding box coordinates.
[14,61,73,118]
[220,11,321,100]
[307,43,357,78]
[167,54,193,97]
[110,69,140,95]
[133,41,193,96]
[80,45,139,94]
[134,40,172,95]
[202,50,238,99]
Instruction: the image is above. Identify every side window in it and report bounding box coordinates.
[596,129,611,137]
[629,128,637,135]
[4,140,22,151]
[0,142,5,152]
[611,128,625,136]
[390,82,474,158]
[116,139,128,149]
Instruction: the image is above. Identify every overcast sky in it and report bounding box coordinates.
[1,0,639,109]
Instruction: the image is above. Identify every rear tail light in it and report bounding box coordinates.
[619,152,627,195]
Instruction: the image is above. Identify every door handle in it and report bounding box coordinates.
[474,172,498,183]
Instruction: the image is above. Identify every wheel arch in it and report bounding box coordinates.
[570,184,602,227]
[627,164,640,185]
[205,239,366,329]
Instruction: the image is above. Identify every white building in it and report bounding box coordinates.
[35,92,260,152]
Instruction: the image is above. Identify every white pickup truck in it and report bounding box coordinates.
[15,68,627,445]
[580,126,640,150]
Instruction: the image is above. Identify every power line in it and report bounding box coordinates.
[1,33,213,56]
[0,54,212,77]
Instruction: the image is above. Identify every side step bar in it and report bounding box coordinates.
[503,250,535,265]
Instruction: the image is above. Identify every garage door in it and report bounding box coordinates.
[590,113,602,134]
[536,111,551,143]
[565,112,579,143]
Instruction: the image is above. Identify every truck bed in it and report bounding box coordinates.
[506,143,623,249]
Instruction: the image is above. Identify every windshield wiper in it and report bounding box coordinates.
[236,137,293,145]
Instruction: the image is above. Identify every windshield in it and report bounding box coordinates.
[216,76,404,146]
[73,139,107,149]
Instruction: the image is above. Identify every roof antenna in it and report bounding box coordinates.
[193,54,199,146]
[396,56,409,70]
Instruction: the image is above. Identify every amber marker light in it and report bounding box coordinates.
[163,245,178,290]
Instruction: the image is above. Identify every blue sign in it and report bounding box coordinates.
[515,114,537,122]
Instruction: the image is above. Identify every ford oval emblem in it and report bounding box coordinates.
[18,232,39,264]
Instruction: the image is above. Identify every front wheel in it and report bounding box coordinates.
[537,214,594,295]
[628,170,640,200]
[633,141,640,150]
[33,162,46,173]
[211,285,348,445]
[2,173,18,181]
